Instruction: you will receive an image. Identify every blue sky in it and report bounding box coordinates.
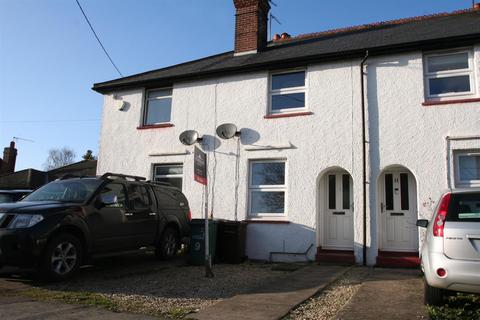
[0,0,473,171]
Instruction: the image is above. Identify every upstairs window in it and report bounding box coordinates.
[269,70,306,114]
[455,151,480,187]
[144,88,172,125]
[424,50,475,99]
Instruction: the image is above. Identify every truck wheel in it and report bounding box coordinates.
[156,228,179,260]
[40,233,83,281]
[424,280,445,306]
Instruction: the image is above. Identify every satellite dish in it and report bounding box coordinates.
[216,123,240,140]
[179,130,202,146]
[117,100,127,111]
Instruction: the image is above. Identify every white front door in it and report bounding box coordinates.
[380,171,418,251]
[324,173,354,249]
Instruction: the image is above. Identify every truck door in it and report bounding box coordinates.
[124,183,157,246]
[89,182,130,252]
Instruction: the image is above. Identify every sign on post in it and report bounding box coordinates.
[194,146,213,277]
[194,146,207,185]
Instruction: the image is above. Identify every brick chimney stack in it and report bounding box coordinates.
[233,0,270,55]
[1,141,17,174]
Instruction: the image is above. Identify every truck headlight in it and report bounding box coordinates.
[9,214,44,229]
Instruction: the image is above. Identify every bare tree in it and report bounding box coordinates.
[44,147,77,170]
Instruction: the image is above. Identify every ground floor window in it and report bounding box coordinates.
[455,151,480,187]
[248,160,286,217]
[153,164,183,190]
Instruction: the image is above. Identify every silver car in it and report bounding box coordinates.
[417,188,480,305]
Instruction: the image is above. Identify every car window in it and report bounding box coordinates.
[99,183,127,208]
[447,192,480,222]
[152,186,179,208]
[127,184,152,210]
[23,180,101,203]
[0,193,14,203]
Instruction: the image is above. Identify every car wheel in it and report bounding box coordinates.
[424,280,445,306]
[156,228,179,260]
[40,233,83,281]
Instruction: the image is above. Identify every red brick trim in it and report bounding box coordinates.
[243,219,290,224]
[264,111,313,119]
[137,123,174,130]
[422,98,480,106]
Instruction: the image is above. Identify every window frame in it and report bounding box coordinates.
[268,69,307,115]
[152,163,183,190]
[454,150,480,187]
[423,49,476,99]
[143,87,173,126]
[248,159,287,218]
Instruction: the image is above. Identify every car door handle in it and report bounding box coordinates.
[125,212,133,217]
[149,212,156,216]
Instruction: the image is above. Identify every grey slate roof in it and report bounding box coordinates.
[93,9,480,93]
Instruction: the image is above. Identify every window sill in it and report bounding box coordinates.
[243,219,290,224]
[422,97,480,106]
[137,123,174,130]
[264,111,313,119]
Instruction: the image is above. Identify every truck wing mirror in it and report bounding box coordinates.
[416,219,428,228]
[99,194,117,206]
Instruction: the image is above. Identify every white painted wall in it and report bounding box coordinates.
[97,44,480,264]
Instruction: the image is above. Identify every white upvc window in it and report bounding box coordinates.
[143,88,173,125]
[153,163,183,190]
[269,70,307,114]
[248,160,287,217]
[455,150,480,187]
[424,50,476,99]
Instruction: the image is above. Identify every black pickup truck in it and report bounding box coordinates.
[0,173,191,280]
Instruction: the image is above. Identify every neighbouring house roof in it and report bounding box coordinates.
[93,9,480,94]
[0,160,97,190]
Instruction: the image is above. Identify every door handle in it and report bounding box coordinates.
[149,212,156,216]
[125,212,133,217]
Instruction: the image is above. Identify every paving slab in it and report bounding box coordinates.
[335,268,427,320]
[189,264,348,320]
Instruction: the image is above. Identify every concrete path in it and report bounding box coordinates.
[335,268,427,320]
[0,278,159,320]
[190,264,348,320]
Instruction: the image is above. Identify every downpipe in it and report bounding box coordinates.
[360,50,369,266]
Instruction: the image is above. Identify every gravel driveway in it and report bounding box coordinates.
[285,267,370,320]
[3,253,291,319]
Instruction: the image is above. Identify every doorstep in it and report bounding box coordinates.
[376,251,420,268]
[316,247,355,265]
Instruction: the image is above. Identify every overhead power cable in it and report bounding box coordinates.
[74,0,123,77]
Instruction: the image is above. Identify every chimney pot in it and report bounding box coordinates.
[273,33,281,41]
[233,0,270,55]
[474,3,480,10]
[281,32,291,40]
[1,141,17,174]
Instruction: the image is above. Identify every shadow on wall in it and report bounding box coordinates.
[201,134,222,152]
[246,222,316,262]
[239,128,261,145]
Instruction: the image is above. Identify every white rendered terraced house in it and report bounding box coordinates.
[93,0,480,266]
